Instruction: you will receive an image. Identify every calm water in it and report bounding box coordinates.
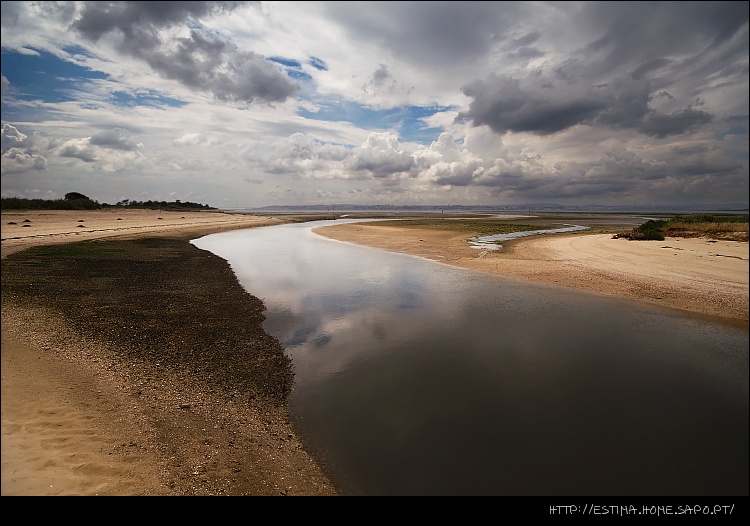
[192,219,749,496]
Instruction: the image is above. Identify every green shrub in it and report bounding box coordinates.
[633,219,668,240]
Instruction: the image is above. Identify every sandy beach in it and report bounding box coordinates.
[2,210,748,496]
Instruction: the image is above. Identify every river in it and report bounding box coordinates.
[191,219,748,496]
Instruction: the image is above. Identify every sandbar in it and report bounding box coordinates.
[314,221,749,324]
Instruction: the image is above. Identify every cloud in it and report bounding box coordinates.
[321,2,521,70]
[89,128,142,151]
[71,2,238,40]
[173,133,208,146]
[0,0,25,28]
[1,74,10,101]
[413,133,483,186]
[265,132,350,178]
[458,72,609,136]
[71,1,300,104]
[458,70,714,138]
[58,138,98,162]
[265,131,415,182]
[0,2,746,207]
[351,132,414,179]
[1,124,47,173]
[56,129,144,170]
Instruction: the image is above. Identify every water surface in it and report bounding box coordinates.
[192,219,748,496]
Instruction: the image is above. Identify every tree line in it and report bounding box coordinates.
[1,192,215,211]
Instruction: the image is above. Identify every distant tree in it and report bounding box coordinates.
[65,192,90,201]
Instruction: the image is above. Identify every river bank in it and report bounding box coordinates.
[2,209,337,496]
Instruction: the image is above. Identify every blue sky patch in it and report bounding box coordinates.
[110,90,187,109]
[300,98,452,144]
[1,49,108,103]
[308,56,328,71]
[269,56,313,82]
[269,56,302,68]
[2,49,186,110]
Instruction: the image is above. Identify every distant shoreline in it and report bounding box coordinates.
[225,205,750,216]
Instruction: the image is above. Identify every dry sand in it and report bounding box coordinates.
[2,209,747,496]
[1,208,285,258]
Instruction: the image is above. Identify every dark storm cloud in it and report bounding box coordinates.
[0,0,24,27]
[635,108,714,139]
[670,144,743,177]
[458,2,744,138]
[576,1,748,79]
[458,72,610,135]
[71,1,299,104]
[372,64,392,86]
[470,150,671,202]
[71,1,242,41]
[630,59,674,81]
[322,1,521,69]
[506,46,544,61]
[517,146,739,203]
[510,31,541,48]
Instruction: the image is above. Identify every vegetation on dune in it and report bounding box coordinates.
[1,193,102,210]
[1,192,215,211]
[109,198,214,210]
[615,214,749,241]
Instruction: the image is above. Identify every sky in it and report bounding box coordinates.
[1,1,748,209]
